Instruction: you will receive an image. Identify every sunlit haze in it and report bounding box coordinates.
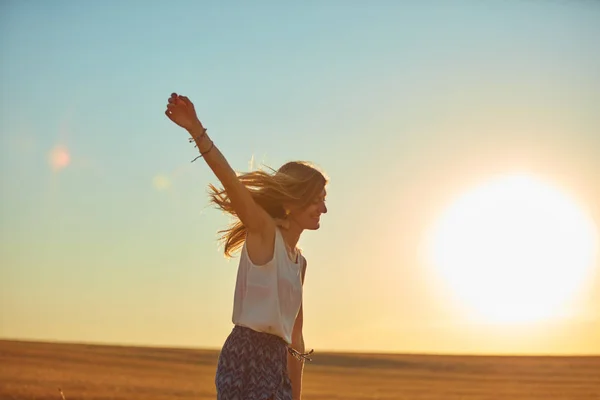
[1,1,599,355]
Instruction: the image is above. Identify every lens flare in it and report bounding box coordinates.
[153,174,171,191]
[48,145,71,172]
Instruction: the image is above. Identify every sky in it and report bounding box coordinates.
[1,0,599,355]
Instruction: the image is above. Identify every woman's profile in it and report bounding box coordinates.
[165,93,328,400]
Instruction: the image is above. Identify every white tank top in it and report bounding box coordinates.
[231,227,304,344]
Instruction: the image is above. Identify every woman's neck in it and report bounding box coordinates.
[281,224,302,250]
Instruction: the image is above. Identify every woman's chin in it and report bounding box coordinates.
[300,217,321,231]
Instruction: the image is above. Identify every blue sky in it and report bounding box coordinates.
[1,0,599,355]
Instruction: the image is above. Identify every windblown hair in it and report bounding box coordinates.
[209,161,328,258]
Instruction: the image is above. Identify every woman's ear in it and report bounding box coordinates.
[282,201,301,217]
[282,203,292,217]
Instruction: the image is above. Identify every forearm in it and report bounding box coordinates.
[287,336,305,400]
[188,126,237,190]
[187,125,266,228]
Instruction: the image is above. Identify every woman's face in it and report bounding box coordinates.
[290,189,328,230]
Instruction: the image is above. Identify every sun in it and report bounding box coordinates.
[425,173,598,325]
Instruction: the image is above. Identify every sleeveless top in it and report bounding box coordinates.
[231,228,305,345]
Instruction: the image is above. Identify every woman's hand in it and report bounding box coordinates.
[165,93,203,133]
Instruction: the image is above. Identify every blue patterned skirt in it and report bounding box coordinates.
[215,325,293,400]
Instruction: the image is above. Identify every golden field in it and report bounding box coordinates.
[1,339,599,399]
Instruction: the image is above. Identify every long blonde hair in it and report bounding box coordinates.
[209,161,328,257]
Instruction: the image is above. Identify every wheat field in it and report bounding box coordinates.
[1,339,599,399]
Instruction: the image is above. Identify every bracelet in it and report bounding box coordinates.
[188,127,207,146]
[287,346,314,362]
[191,140,214,163]
[188,128,212,162]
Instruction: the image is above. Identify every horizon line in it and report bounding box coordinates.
[2,337,598,358]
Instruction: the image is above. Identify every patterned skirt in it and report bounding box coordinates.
[215,325,293,400]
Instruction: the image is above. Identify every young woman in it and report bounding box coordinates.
[165,93,328,400]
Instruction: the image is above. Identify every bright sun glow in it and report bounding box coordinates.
[426,173,598,325]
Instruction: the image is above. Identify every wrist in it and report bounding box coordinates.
[192,133,212,154]
[187,121,206,140]
[189,125,211,149]
[186,122,215,163]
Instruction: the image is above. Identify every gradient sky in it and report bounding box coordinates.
[1,1,599,355]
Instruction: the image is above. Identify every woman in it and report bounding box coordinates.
[165,93,328,400]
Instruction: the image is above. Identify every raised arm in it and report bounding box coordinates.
[165,93,274,236]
